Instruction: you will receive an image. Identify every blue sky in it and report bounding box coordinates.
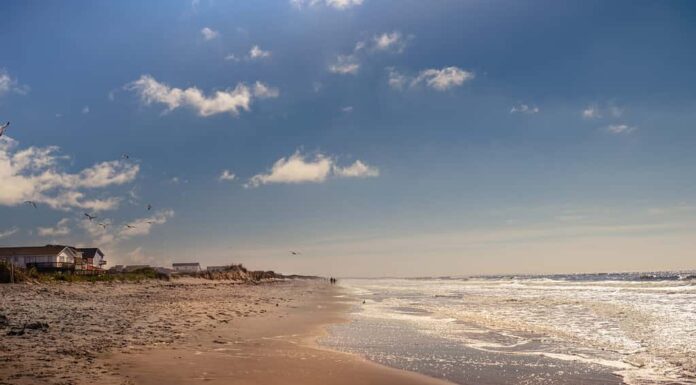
[1,0,696,276]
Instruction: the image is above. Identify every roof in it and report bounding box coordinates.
[173,263,200,266]
[76,248,104,259]
[0,245,74,257]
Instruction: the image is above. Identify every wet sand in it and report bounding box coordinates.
[0,279,451,385]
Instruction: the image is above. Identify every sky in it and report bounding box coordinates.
[1,0,696,277]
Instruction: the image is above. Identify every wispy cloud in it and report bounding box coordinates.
[606,124,636,134]
[218,170,236,182]
[328,54,360,75]
[0,137,138,211]
[201,27,219,41]
[582,103,624,119]
[388,66,474,91]
[125,75,278,117]
[0,227,18,239]
[82,106,90,114]
[510,104,540,114]
[246,151,378,188]
[291,0,364,10]
[0,69,29,97]
[38,218,71,237]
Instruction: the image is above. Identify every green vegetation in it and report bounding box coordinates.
[0,264,169,284]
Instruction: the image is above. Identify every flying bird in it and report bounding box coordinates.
[122,154,130,160]
[145,221,155,224]
[124,224,137,229]
[24,200,37,209]
[0,122,9,137]
[84,213,97,221]
[147,204,152,211]
[97,222,109,229]
[289,251,301,255]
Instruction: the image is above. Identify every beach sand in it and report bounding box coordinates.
[0,279,450,385]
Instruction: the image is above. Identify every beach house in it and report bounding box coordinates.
[172,262,201,273]
[0,245,107,273]
[77,248,107,271]
[0,245,82,272]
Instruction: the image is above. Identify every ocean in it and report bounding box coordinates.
[321,273,696,385]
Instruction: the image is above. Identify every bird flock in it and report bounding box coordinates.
[4,118,304,256]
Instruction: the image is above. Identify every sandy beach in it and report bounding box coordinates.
[0,279,451,385]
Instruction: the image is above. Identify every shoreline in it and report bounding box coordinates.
[103,280,453,385]
[0,279,454,385]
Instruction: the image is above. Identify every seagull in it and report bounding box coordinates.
[0,122,8,137]
[84,213,97,221]
[145,221,154,224]
[289,251,301,255]
[121,154,130,160]
[97,222,109,229]
[24,200,37,209]
[124,224,136,229]
[147,204,152,211]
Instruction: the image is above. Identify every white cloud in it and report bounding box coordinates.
[291,0,363,10]
[386,67,408,89]
[606,124,636,134]
[333,160,379,178]
[246,151,378,188]
[252,81,280,99]
[510,104,539,114]
[0,137,138,211]
[341,106,354,113]
[218,170,236,182]
[119,209,175,238]
[412,67,474,90]
[0,69,29,97]
[0,227,18,239]
[248,45,271,59]
[37,218,71,237]
[328,55,360,75]
[82,106,90,114]
[125,75,278,117]
[388,66,474,91]
[371,31,406,52]
[224,53,240,62]
[582,103,624,119]
[201,27,219,41]
[582,105,601,119]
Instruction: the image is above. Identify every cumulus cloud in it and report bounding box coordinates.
[606,124,636,134]
[218,170,236,182]
[246,151,378,188]
[333,160,379,178]
[125,75,278,117]
[248,45,271,59]
[328,55,360,75]
[510,104,539,114]
[201,27,219,41]
[412,67,474,90]
[291,0,363,10]
[387,66,473,91]
[0,227,18,239]
[0,137,138,211]
[0,69,29,97]
[371,31,407,53]
[38,218,71,237]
